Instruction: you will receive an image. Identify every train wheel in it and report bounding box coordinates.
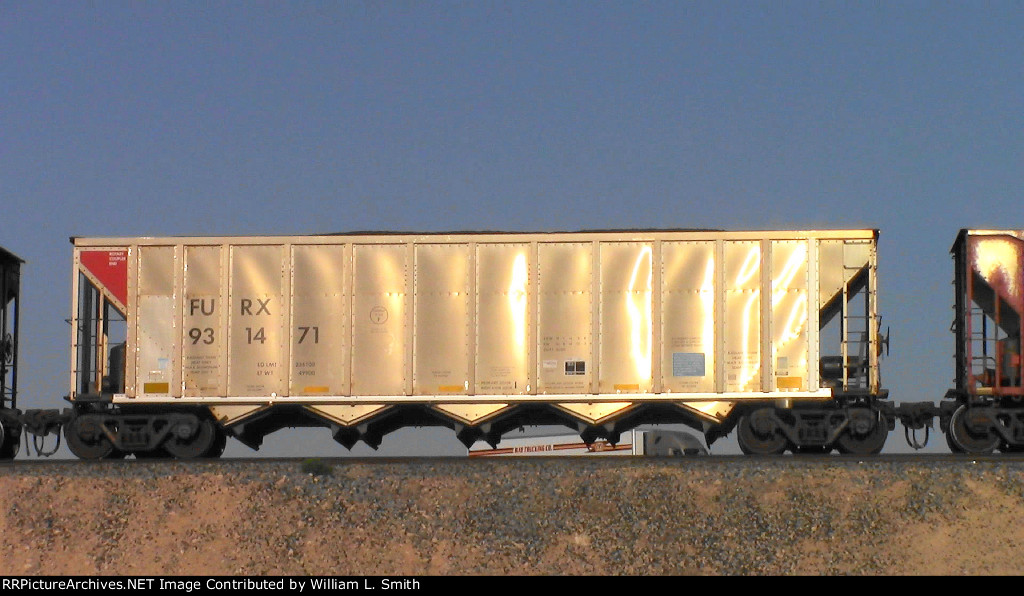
[65,414,115,460]
[835,409,888,455]
[945,425,965,453]
[203,427,227,458]
[736,409,788,455]
[164,418,216,459]
[0,422,19,459]
[948,405,999,454]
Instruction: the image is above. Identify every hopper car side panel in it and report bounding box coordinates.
[53,230,890,458]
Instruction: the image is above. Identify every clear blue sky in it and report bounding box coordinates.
[2,2,1022,457]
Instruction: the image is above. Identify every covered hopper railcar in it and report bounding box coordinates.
[942,230,1024,453]
[55,229,891,459]
[0,247,23,458]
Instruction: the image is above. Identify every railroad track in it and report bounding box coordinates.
[4,453,1024,468]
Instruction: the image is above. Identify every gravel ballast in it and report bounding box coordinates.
[2,457,1023,575]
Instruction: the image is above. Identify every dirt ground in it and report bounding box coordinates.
[2,457,1023,575]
